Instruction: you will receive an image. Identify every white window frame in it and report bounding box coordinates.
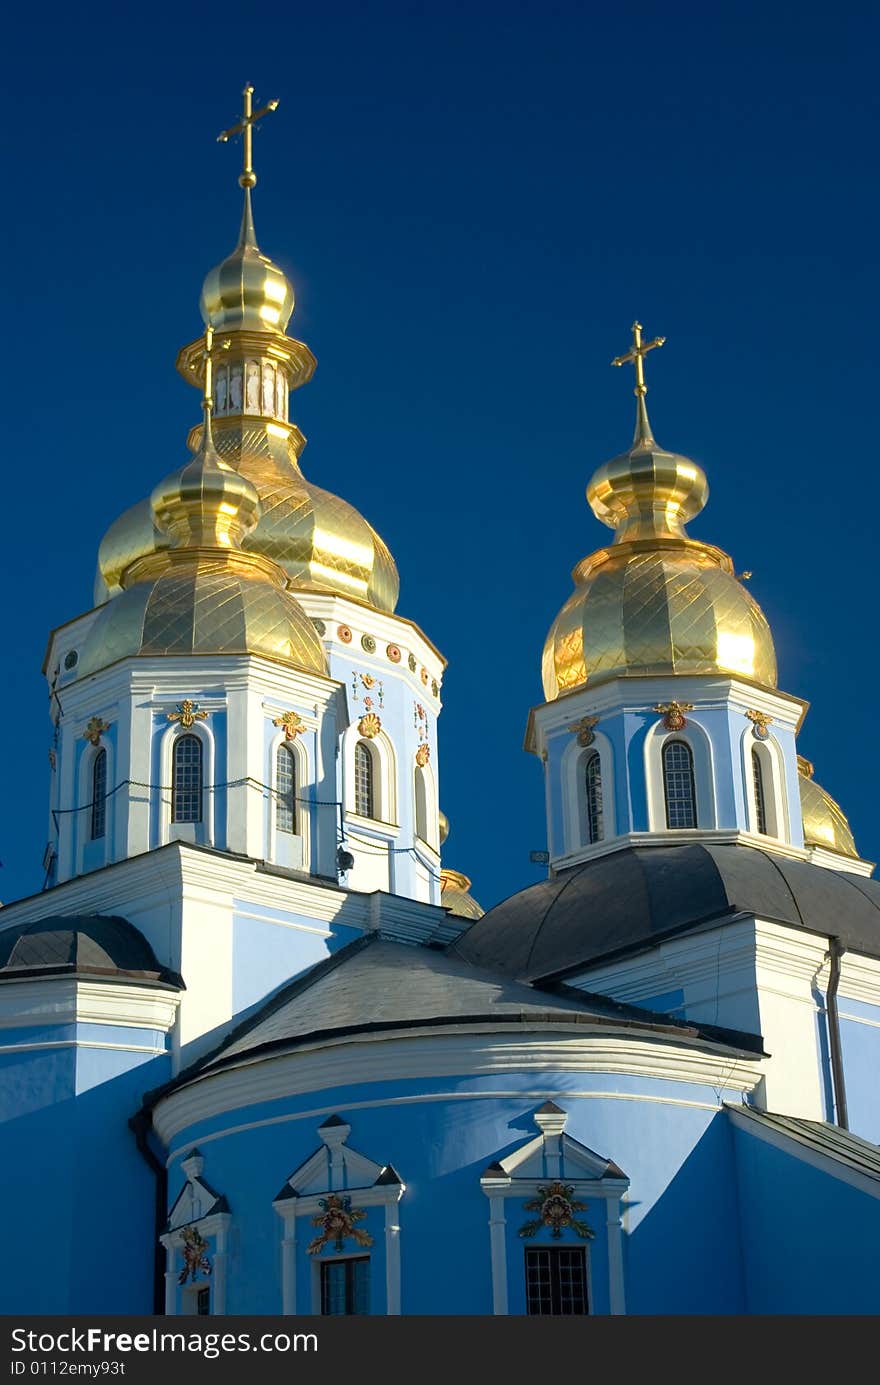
[159,720,215,847]
[645,719,717,832]
[268,728,309,867]
[742,728,789,841]
[561,732,616,853]
[342,722,398,828]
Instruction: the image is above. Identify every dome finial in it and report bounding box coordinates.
[611,320,666,446]
[217,83,280,192]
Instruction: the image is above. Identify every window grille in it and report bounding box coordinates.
[525,1247,589,1315]
[276,744,297,835]
[354,741,375,819]
[90,749,107,841]
[584,751,604,844]
[172,734,203,823]
[752,748,768,835]
[321,1258,370,1315]
[662,739,697,829]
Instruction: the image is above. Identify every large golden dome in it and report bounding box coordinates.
[798,757,858,859]
[95,418,400,612]
[542,323,777,701]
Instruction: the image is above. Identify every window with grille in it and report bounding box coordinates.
[525,1247,589,1315]
[662,739,697,829]
[276,744,297,834]
[320,1257,370,1315]
[172,734,203,823]
[90,748,107,841]
[196,1286,210,1315]
[752,748,768,835]
[354,741,375,819]
[584,751,604,844]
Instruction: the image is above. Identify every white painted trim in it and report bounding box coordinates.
[606,1198,626,1314]
[727,1104,880,1200]
[341,721,398,827]
[76,737,114,874]
[0,1038,166,1055]
[0,976,180,1031]
[152,1027,760,1144]
[645,720,716,832]
[741,727,789,843]
[487,1195,508,1315]
[413,758,438,852]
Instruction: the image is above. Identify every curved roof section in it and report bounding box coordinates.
[147,936,760,1104]
[453,843,880,982]
[0,915,182,986]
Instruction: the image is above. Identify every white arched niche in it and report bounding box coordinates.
[645,718,717,832]
[561,731,616,854]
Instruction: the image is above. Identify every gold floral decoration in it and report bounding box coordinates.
[745,709,773,740]
[568,715,599,748]
[273,710,305,741]
[358,712,382,739]
[307,1194,373,1256]
[519,1182,594,1242]
[415,744,430,768]
[178,1226,212,1284]
[653,701,694,731]
[167,700,208,730]
[82,716,110,747]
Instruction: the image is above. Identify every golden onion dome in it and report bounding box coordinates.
[95,418,400,612]
[797,756,858,859]
[201,190,295,334]
[440,869,484,921]
[542,322,777,701]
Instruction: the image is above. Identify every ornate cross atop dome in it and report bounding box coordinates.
[612,320,666,446]
[217,84,280,190]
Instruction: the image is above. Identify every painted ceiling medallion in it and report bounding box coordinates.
[415,744,430,767]
[167,700,208,729]
[746,709,773,740]
[519,1182,595,1242]
[82,716,110,747]
[569,715,599,747]
[654,701,694,732]
[307,1194,374,1255]
[273,710,305,741]
[178,1226,212,1284]
[358,712,382,739]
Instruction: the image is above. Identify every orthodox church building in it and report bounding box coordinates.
[4,89,880,1317]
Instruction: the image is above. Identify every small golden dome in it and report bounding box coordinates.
[542,322,776,701]
[440,868,484,921]
[201,191,295,334]
[95,419,400,613]
[798,756,858,859]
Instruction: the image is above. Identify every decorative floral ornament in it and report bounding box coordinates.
[653,701,694,732]
[337,625,353,644]
[568,715,599,748]
[307,1194,373,1255]
[273,711,305,741]
[361,674,377,690]
[386,644,401,663]
[361,634,377,654]
[178,1226,212,1284]
[519,1182,594,1242]
[415,744,430,768]
[420,667,429,686]
[82,716,110,747]
[407,653,417,673]
[167,700,208,730]
[48,748,57,771]
[746,709,773,740]
[358,712,382,739]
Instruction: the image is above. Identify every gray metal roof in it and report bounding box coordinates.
[729,1105,880,1183]
[162,935,761,1090]
[0,914,182,987]
[453,843,880,983]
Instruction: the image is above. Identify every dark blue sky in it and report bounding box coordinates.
[4,1,879,909]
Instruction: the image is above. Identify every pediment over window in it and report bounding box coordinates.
[166,1148,230,1230]
[481,1103,628,1192]
[273,1115,403,1206]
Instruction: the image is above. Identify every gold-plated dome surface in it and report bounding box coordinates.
[798,757,858,859]
[201,191,295,334]
[78,554,327,679]
[542,544,777,699]
[542,322,776,700]
[440,869,484,921]
[95,420,400,612]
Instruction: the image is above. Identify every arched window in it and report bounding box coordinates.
[662,740,697,829]
[276,744,297,835]
[414,767,429,842]
[354,741,375,819]
[172,735,203,824]
[752,747,768,835]
[90,749,107,841]
[584,751,604,844]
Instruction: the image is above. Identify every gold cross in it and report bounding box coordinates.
[612,321,666,399]
[188,324,230,415]
[217,84,280,189]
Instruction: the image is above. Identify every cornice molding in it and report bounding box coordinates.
[0,975,179,1031]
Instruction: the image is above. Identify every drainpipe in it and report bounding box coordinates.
[826,937,849,1130]
[130,1110,168,1313]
